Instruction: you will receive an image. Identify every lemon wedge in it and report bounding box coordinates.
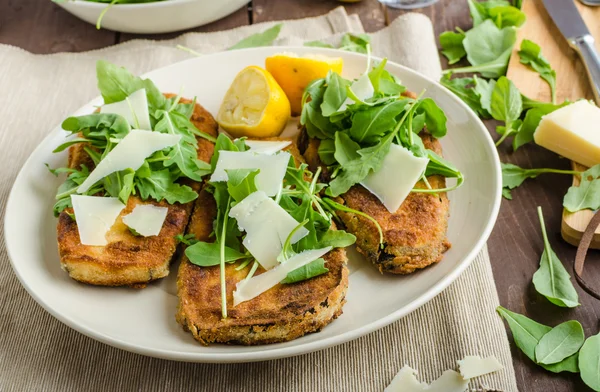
[265,53,343,115]
[217,66,291,138]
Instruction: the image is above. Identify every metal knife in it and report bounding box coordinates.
[543,0,600,103]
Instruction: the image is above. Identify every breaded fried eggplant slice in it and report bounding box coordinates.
[301,132,450,275]
[57,98,217,287]
[176,188,349,345]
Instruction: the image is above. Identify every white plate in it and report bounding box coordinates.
[4,47,501,363]
[56,0,248,34]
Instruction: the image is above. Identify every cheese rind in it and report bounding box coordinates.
[233,247,332,306]
[77,129,181,193]
[361,144,429,213]
[228,190,309,270]
[534,100,600,167]
[71,195,125,246]
[210,150,291,196]
[100,88,152,131]
[122,204,168,237]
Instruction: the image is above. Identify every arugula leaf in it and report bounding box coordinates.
[439,75,487,116]
[416,98,447,138]
[535,320,584,365]
[228,24,283,50]
[488,5,526,28]
[439,30,466,65]
[496,307,580,373]
[521,95,570,111]
[533,207,580,308]
[61,113,130,144]
[136,169,197,204]
[281,258,328,284]
[445,20,517,78]
[512,109,544,151]
[580,334,600,391]
[339,33,371,54]
[563,165,600,212]
[185,241,249,267]
[473,75,496,115]
[501,163,580,197]
[226,169,259,202]
[490,76,522,145]
[318,139,336,165]
[304,40,334,48]
[317,230,356,248]
[175,233,198,246]
[518,39,557,104]
[321,72,348,117]
[349,100,408,143]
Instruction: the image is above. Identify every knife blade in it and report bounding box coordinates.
[543,0,590,39]
[543,0,600,104]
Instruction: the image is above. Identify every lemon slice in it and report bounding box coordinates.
[218,66,291,138]
[265,53,343,115]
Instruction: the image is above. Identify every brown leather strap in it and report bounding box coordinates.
[574,211,600,300]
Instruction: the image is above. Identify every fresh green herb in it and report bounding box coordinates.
[281,258,328,284]
[563,165,600,213]
[490,77,523,146]
[518,39,557,104]
[533,207,579,308]
[535,320,585,365]
[226,169,260,202]
[439,75,488,117]
[443,20,517,78]
[185,241,250,267]
[228,24,283,50]
[175,233,198,246]
[488,5,526,28]
[496,307,580,373]
[321,72,349,117]
[501,163,581,199]
[303,33,371,54]
[473,75,496,115]
[580,333,600,391]
[467,0,512,26]
[439,29,467,65]
[304,41,334,48]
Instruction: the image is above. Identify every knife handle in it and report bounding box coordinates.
[570,34,600,105]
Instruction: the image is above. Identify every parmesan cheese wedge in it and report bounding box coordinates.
[361,144,429,213]
[233,247,332,306]
[71,195,125,246]
[122,204,168,237]
[457,355,503,379]
[229,191,309,270]
[338,73,375,112]
[244,139,292,155]
[77,130,181,193]
[384,367,468,392]
[534,100,600,167]
[100,88,152,131]
[210,151,291,196]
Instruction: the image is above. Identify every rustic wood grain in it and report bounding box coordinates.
[0,0,116,54]
[252,0,386,32]
[1,1,598,390]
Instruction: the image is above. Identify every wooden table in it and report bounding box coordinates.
[1,1,598,390]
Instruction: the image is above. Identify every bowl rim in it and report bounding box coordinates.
[4,46,502,363]
[64,0,208,9]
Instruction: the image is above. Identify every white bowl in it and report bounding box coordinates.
[56,0,249,34]
[4,47,501,362]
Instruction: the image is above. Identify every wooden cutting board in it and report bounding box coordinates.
[506,0,600,249]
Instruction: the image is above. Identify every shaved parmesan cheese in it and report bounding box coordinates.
[457,355,503,379]
[244,139,292,155]
[100,88,152,131]
[361,144,429,213]
[229,191,309,269]
[71,195,125,246]
[77,129,181,193]
[233,247,332,305]
[384,366,428,392]
[122,204,168,237]
[385,367,468,392]
[210,151,291,196]
[338,73,375,112]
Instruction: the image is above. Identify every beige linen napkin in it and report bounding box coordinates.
[0,7,518,392]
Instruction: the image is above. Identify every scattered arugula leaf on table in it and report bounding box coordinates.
[580,333,600,391]
[496,307,580,373]
[501,163,582,199]
[490,76,522,145]
[535,320,585,365]
[439,30,467,65]
[228,23,283,50]
[563,165,600,213]
[518,39,557,104]
[533,206,580,308]
[305,33,371,54]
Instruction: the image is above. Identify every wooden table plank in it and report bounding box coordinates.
[117,5,250,44]
[252,0,386,32]
[0,0,116,54]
